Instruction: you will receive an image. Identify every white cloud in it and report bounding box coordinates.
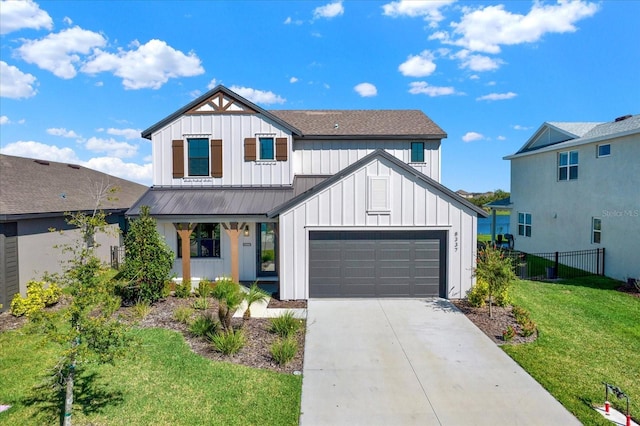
[16,26,107,79]
[229,86,286,105]
[85,137,138,158]
[284,16,303,25]
[189,89,201,98]
[497,135,507,141]
[207,78,218,90]
[454,50,503,72]
[408,81,456,97]
[469,74,480,80]
[47,128,81,138]
[462,131,485,142]
[432,1,599,54]
[476,92,517,101]
[0,0,53,34]
[63,16,73,25]
[106,128,141,140]
[0,61,37,99]
[398,50,436,77]
[83,157,152,185]
[354,82,377,97]
[289,77,299,83]
[0,141,80,163]
[382,0,455,27]
[0,115,9,125]
[313,1,344,20]
[82,39,204,89]
[512,124,532,130]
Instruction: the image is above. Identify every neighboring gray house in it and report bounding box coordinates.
[128,85,487,300]
[504,114,640,281]
[0,154,147,312]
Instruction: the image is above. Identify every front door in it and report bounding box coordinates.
[256,223,277,277]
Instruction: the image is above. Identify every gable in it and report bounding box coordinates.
[517,123,578,153]
[186,91,257,114]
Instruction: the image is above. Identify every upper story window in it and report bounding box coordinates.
[592,218,601,244]
[177,223,220,258]
[558,150,578,181]
[188,138,209,176]
[597,144,611,157]
[259,137,275,160]
[518,212,532,237]
[411,142,425,163]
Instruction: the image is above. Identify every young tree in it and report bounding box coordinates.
[37,183,131,426]
[474,245,517,318]
[118,205,174,304]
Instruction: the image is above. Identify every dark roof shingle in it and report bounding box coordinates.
[0,154,148,218]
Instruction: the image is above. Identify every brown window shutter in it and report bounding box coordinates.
[211,139,223,177]
[172,139,184,178]
[244,137,256,161]
[275,137,288,161]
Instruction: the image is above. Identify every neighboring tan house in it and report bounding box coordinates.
[128,85,487,300]
[0,154,147,312]
[504,114,640,281]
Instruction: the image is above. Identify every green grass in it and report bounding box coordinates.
[505,277,639,425]
[0,327,301,425]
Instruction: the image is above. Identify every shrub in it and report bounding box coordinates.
[270,336,298,365]
[10,280,62,317]
[211,277,244,332]
[118,205,174,304]
[174,280,191,298]
[512,306,537,337]
[189,313,220,338]
[474,245,517,317]
[467,278,489,307]
[132,300,152,320]
[196,280,212,298]
[173,306,195,324]
[494,285,512,307]
[211,329,245,355]
[519,319,537,337]
[269,311,302,338]
[192,297,209,310]
[502,325,516,342]
[243,283,270,320]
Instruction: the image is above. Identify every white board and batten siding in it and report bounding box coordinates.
[278,156,477,300]
[293,139,441,182]
[151,114,294,187]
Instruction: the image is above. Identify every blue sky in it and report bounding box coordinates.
[1,0,638,192]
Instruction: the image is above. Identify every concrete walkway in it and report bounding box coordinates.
[300,299,580,426]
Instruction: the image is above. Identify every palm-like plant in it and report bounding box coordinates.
[210,277,244,332]
[243,283,270,321]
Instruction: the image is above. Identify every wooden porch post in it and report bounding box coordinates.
[174,223,197,284]
[222,222,245,283]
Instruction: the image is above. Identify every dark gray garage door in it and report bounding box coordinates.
[309,230,447,298]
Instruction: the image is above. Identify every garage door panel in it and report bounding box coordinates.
[309,230,447,298]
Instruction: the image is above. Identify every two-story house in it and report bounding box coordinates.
[128,85,487,300]
[504,114,640,281]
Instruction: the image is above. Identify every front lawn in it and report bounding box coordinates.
[0,326,301,425]
[505,277,639,425]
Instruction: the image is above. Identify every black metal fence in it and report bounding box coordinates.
[110,245,125,269]
[505,248,605,280]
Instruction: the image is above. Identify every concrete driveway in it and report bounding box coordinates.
[300,299,580,426]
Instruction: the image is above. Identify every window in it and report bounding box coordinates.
[177,223,220,258]
[558,150,578,181]
[259,137,275,160]
[188,138,209,176]
[597,144,611,157]
[518,212,532,237]
[592,218,601,244]
[411,142,425,162]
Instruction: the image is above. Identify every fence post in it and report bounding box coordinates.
[601,248,605,276]
[554,251,559,278]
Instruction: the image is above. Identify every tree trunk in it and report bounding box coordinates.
[64,359,75,426]
[488,296,493,318]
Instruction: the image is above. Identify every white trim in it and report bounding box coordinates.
[256,133,276,161]
[367,175,390,213]
[185,136,212,178]
[596,143,611,158]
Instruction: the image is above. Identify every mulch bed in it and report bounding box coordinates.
[267,298,307,309]
[617,282,640,299]
[1,296,305,375]
[452,300,537,345]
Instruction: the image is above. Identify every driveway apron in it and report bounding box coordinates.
[300,299,580,426]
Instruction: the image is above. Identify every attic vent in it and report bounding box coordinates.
[67,164,80,169]
[34,159,50,165]
[614,114,632,122]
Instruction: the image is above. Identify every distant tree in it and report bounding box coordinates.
[469,189,510,209]
[118,205,174,304]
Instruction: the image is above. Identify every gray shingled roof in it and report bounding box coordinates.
[547,122,602,138]
[0,154,148,218]
[270,110,446,138]
[127,176,328,216]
